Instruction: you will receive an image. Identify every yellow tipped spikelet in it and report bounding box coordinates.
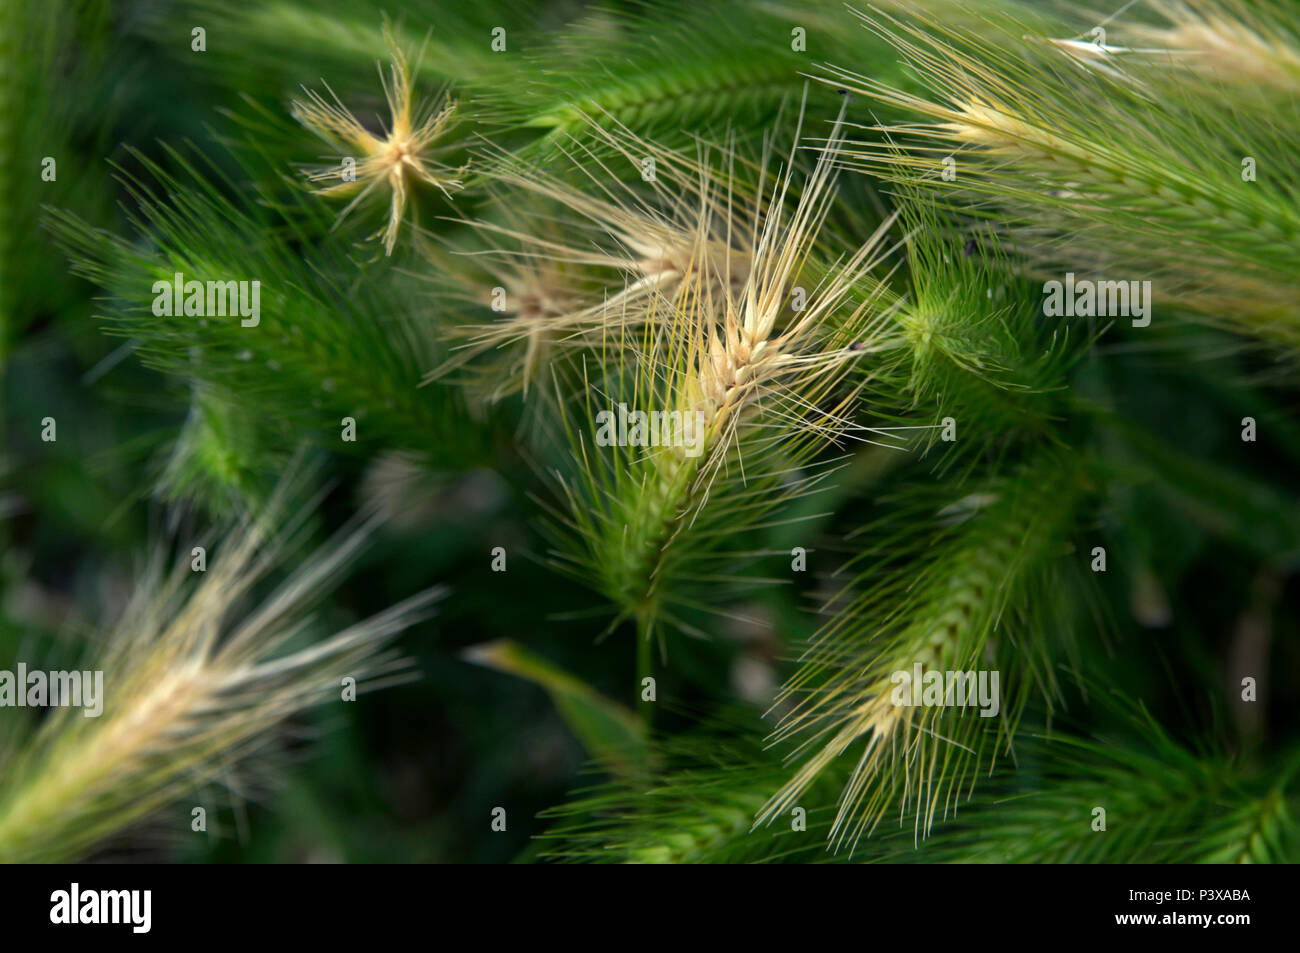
[419,195,612,402]
[547,101,903,643]
[292,25,466,255]
[754,454,1082,853]
[1127,1,1300,93]
[821,3,1300,343]
[0,490,440,862]
[426,116,766,400]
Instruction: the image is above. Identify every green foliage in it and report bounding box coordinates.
[4,0,1300,864]
[463,639,647,776]
[47,147,495,483]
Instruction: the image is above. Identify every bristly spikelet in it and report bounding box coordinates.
[858,706,1300,863]
[156,384,272,516]
[755,452,1086,853]
[542,102,903,649]
[0,484,441,862]
[823,3,1300,347]
[878,191,1082,463]
[1124,0,1300,93]
[538,718,847,863]
[477,0,867,159]
[427,244,596,403]
[292,24,467,255]
[425,115,767,401]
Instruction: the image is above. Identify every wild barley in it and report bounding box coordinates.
[755,452,1084,852]
[425,118,767,400]
[1124,0,1300,93]
[545,102,901,654]
[858,710,1293,863]
[0,489,439,862]
[420,217,597,401]
[824,4,1300,345]
[538,726,841,863]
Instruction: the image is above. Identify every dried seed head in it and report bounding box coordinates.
[0,484,438,862]
[292,26,467,255]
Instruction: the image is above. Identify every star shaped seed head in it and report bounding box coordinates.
[292,27,467,255]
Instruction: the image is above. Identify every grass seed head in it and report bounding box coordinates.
[292,25,467,255]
